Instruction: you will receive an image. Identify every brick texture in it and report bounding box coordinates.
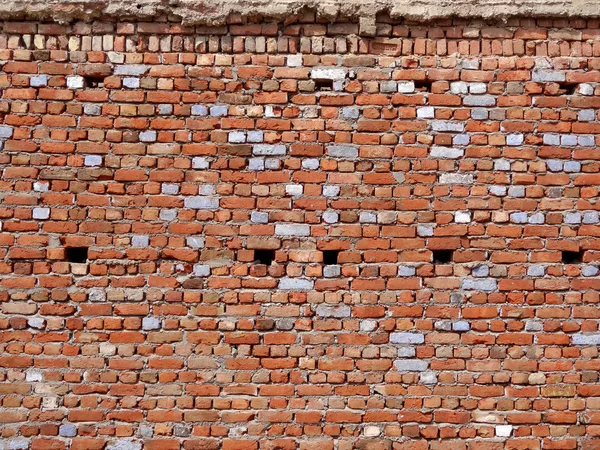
[1,16,600,450]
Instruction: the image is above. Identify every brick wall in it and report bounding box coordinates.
[1,15,600,450]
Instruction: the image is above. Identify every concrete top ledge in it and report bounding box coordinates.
[1,0,599,26]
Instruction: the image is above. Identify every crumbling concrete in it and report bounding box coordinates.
[1,0,598,25]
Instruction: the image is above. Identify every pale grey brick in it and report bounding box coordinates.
[84,155,102,166]
[420,372,438,384]
[253,144,286,156]
[310,68,346,80]
[191,104,208,116]
[564,161,581,172]
[161,184,179,195]
[579,135,595,147]
[435,320,451,331]
[546,160,563,172]
[439,173,473,184]
[0,126,13,139]
[528,213,545,224]
[462,278,497,291]
[582,266,599,277]
[561,134,577,146]
[275,224,310,236]
[247,131,263,142]
[285,184,303,196]
[455,211,471,223]
[84,104,102,115]
[359,212,377,223]
[398,266,416,277]
[342,107,359,119]
[417,224,435,236]
[494,159,510,171]
[397,81,415,93]
[394,360,428,371]
[193,264,210,276]
[114,65,149,76]
[532,70,565,82]
[251,211,269,223]
[450,81,468,94]
[572,334,600,345]
[452,321,470,332]
[360,320,377,332]
[417,106,434,118]
[525,320,543,332]
[527,265,545,277]
[390,332,425,344]
[472,265,489,277]
[302,159,319,170]
[323,265,341,278]
[397,347,416,357]
[432,121,464,132]
[323,185,340,197]
[580,83,594,96]
[184,197,219,209]
[210,105,228,117]
[543,134,560,145]
[106,440,143,450]
[160,209,177,221]
[66,76,85,89]
[28,318,44,329]
[316,304,351,317]
[158,104,173,115]
[584,211,600,224]
[327,145,358,158]
[192,157,209,169]
[7,438,29,450]
[564,212,581,224]
[469,82,487,94]
[287,54,302,67]
[248,158,265,171]
[278,278,314,290]
[265,159,280,169]
[142,317,160,330]
[322,211,339,224]
[453,134,470,146]
[228,131,246,143]
[33,207,50,220]
[464,95,495,106]
[186,237,205,248]
[578,109,595,121]
[510,212,527,223]
[489,186,507,196]
[198,184,216,196]
[506,134,523,146]
[471,108,488,119]
[30,75,48,87]
[380,81,397,93]
[132,235,149,247]
[508,186,525,197]
[123,77,139,88]
[430,146,464,159]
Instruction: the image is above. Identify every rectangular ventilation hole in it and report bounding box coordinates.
[432,249,453,264]
[314,79,334,91]
[65,247,89,263]
[558,82,578,95]
[84,76,105,88]
[562,250,583,264]
[414,80,432,92]
[254,249,275,265]
[323,250,339,265]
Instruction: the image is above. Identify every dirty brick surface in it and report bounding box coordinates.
[2,16,600,450]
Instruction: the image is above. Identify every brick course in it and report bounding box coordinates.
[1,15,600,449]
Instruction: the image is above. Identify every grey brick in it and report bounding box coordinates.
[471,108,488,119]
[265,159,280,169]
[452,321,470,332]
[160,209,177,221]
[132,235,149,247]
[578,109,595,121]
[248,158,265,171]
[453,134,470,146]
[84,103,102,115]
[327,145,358,158]
[278,278,314,290]
[572,334,600,345]
[508,186,525,198]
[525,320,543,332]
[398,266,416,277]
[198,184,216,196]
[323,265,341,278]
[66,76,84,89]
[302,159,319,170]
[432,121,464,132]
[489,186,507,196]
[142,317,160,331]
[210,105,228,117]
[253,144,286,156]
[462,278,497,291]
[564,161,581,173]
[561,134,577,146]
[193,264,210,276]
[390,332,425,344]
[106,440,143,450]
[430,146,464,159]
[450,81,468,94]
[158,104,172,115]
[528,213,545,224]
[251,211,269,223]
[564,212,581,224]
[84,155,102,166]
[579,135,595,147]
[322,211,339,224]
[184,197,219,209]
[114,65,149,76]
[359,212,377,223]
[316,304,351,317]
[494,159,510,171]
[30,75,48,87]
[32,208,50,220]
[543,134,560,145]
[464,95,495,106]
[28,318,44,329]
[140,130,157,142]
[0,126,14,139]
[228,131,246,143]
[275,223,310,236]
[420,372,438,384]
[417,224,435,236]
[161,183,179,195]
[397,81,415,93]
[186,237,205,248]
[510,212,527,223]
[506,134,523,146]
[247,131,263,142]
[435,320,452,331]
[310,68,346,80]
[472,265,489,277]
[323,185,340,197]
[59,425,77,437]
[584,211,600,224]
[191,104,208,116]
[7,438,29,450]
[192,157,209,169]
[394,359,428,371]
[417,106,435,118]
[123,77,139,88]
[439,173,473,184]
[342,107,359,119]
[546,160,563,172]
[582,266,599,277]
[469,82,487,94]
[397,347,416,357]
[532,70,565,82]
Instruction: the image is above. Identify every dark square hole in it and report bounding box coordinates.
[432,249,453,264]
[562,250,583,264]
[65,247,88,263]
[84,76,105,88]
[254,249,275,265]
[414,80,432,92]
[314,79,334,91]
[323,250,339,265]
[558,82,578,95]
